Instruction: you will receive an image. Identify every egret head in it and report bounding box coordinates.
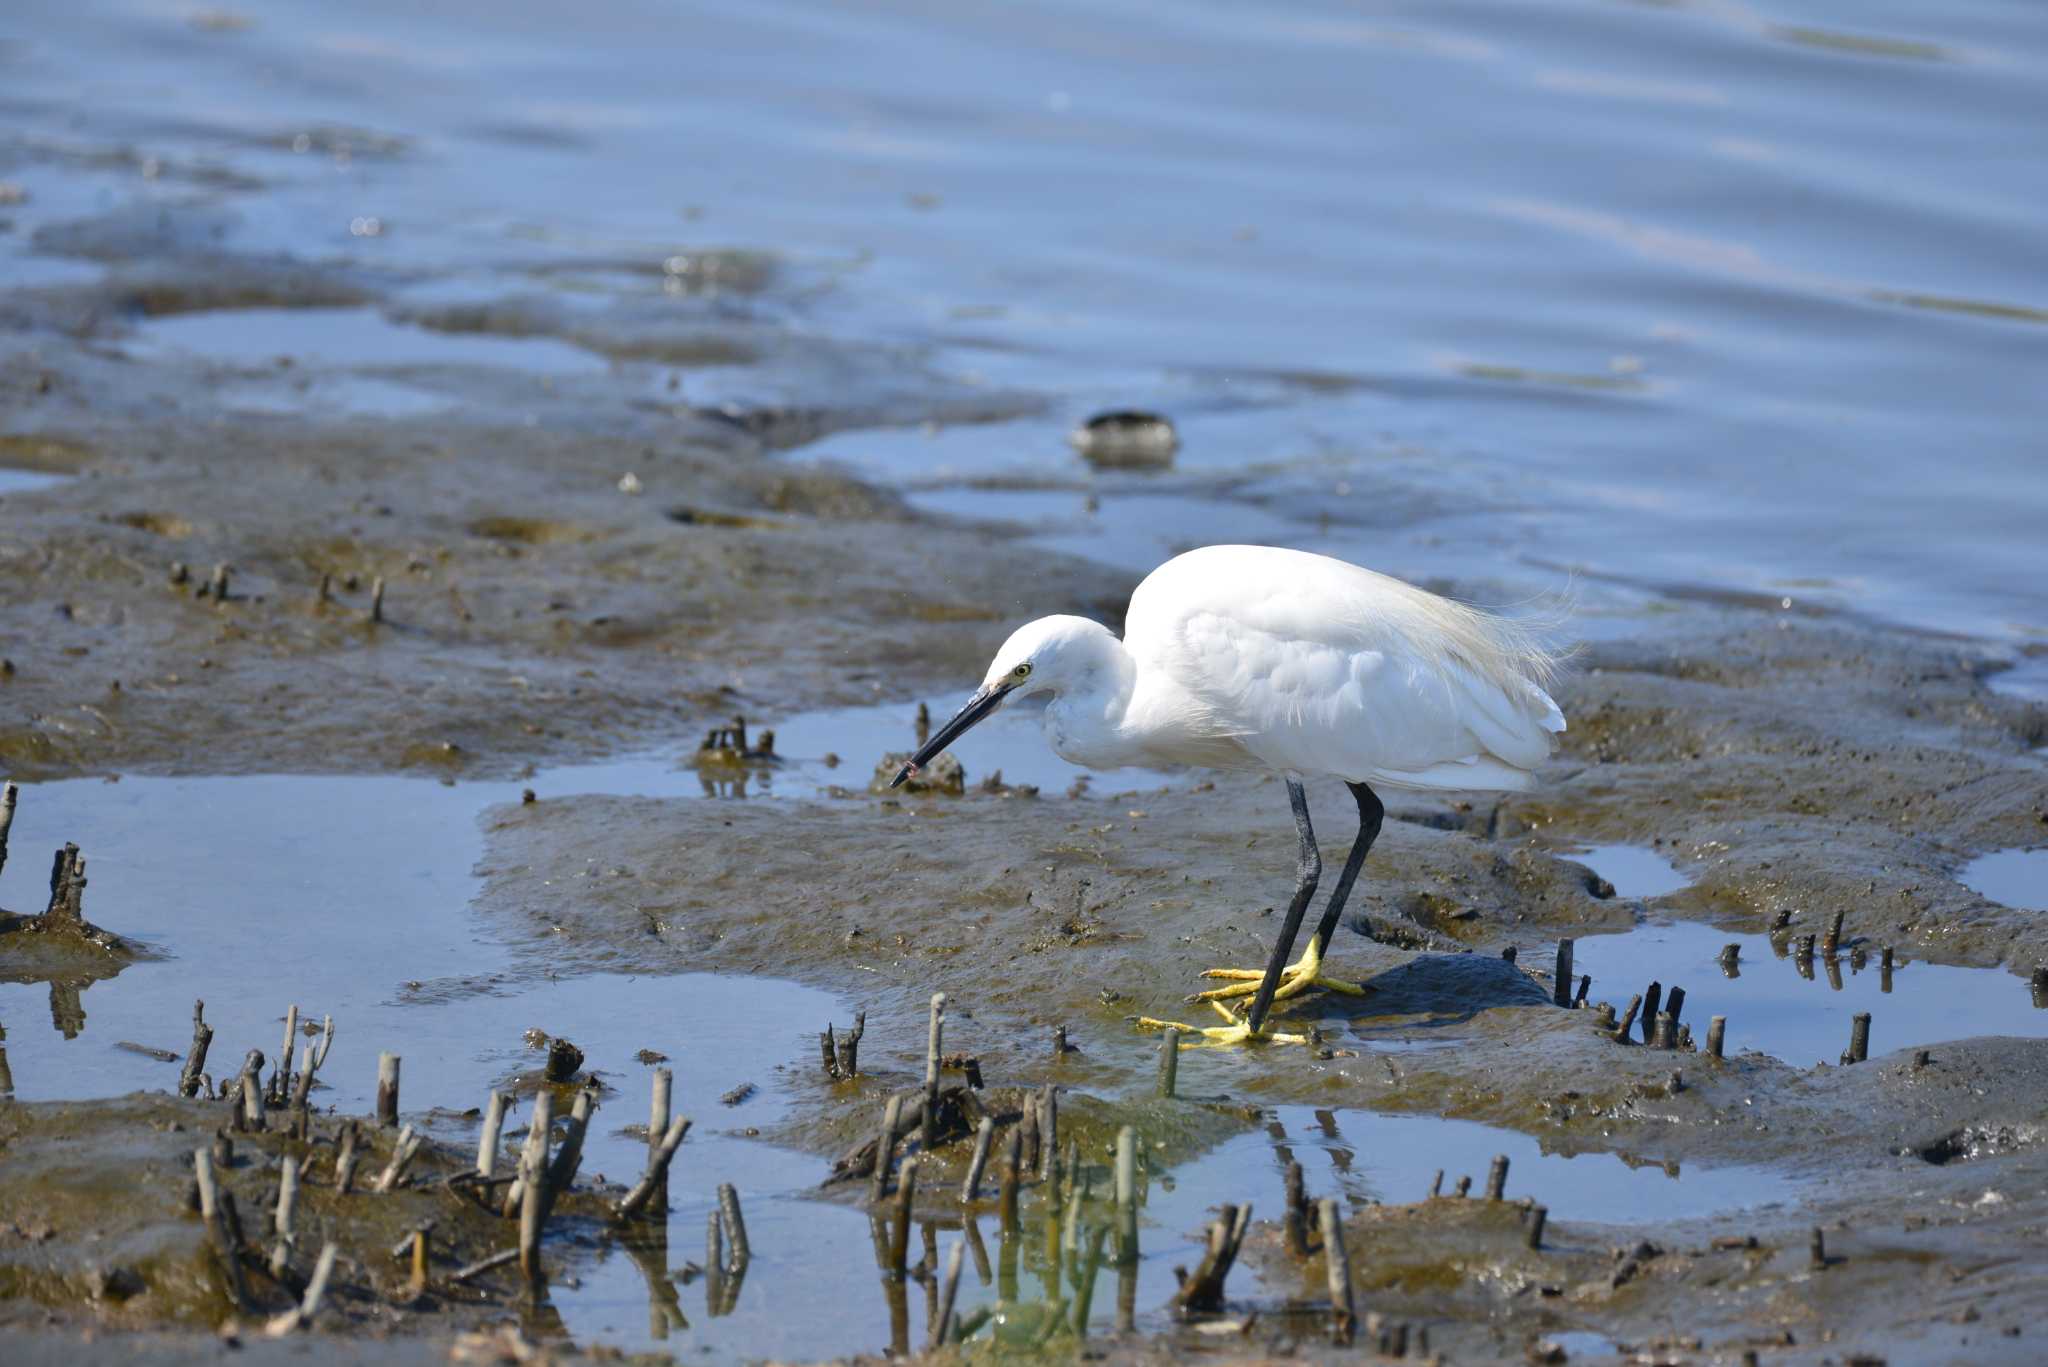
[890,615,1113,787]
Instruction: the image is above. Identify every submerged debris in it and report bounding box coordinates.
[696,715,778,766]
[1068,409,1179,469]
[874,749,964,795]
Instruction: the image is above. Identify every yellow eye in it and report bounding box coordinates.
[1013,662,1032,678]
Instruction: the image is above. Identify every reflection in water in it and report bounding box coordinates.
[620,1229,686,1339]
[1582,919,2047,1066]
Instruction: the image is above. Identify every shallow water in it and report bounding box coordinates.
[0,468,69,497]
[1562,842,1693,901]
[0,732,1795,1356]
[6,0,2046,642]
[1573,919,2048,1068]
[1960,848,2048,912]
[5,0,2045,1354]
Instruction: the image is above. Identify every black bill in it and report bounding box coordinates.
[889,683,1009,787]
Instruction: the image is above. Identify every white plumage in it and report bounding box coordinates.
[1120,545,1565,789]
[924,545,1564,790]
[895,544,1568,1043]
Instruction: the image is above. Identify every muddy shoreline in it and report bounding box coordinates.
[6,171,2048,1366]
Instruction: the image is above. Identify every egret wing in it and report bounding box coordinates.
[1125,546,1563,790]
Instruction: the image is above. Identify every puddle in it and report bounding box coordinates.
[1166,1105,1794,1228]
[1574,920,2048,1068]
[1546,1330,1624,1361]
[1988,655,2048,704]
[1561,843,1692,900]
[1960,848,2048,911]
[0,703,1785,1356]
[543,697,1170,800]
[210,374,459,419]
[123,306,614,376]
[0,468,71,497]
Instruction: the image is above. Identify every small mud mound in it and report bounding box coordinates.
[114,511,196,538]
[466,515,604,546]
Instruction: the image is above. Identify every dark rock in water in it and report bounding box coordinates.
[1068,410,1178,468]
[544,1037,585,1083]
[874,750,965,795]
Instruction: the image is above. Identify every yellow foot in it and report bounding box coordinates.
[1132,1000,1310,1047]
[1192,937,1368,1003]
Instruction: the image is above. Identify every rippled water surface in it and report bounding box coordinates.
[4,0,2045,640]
[2,0,2042,1354]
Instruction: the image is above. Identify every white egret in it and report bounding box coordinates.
[893,544,1566,1045]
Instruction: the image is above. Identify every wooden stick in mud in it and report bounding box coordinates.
[616,1114,691,1220]
[835,1009,866,1078]
[269,1158,300,1279]
[374,1124,423,1193]
[370,576,386,623]
[1158,1026,1181,1097]
[274,1005,299,1103]
[0,782,15,877]
[1553,939,1574,1008]
[239,1054,266,1132]
[1429,1170,1444,1198]
[376,1053,400,1127]
[334,1120,361,1194]
[1665,985,1687,1032]
[1018,1093,1041,1176]
[539,1090,594,1223]
[289,1044,316,1123]
[933,1238,966,1347]
[1174,1201,1252,1313]
[1845,1012,1871,1064]
[1525,1205,1548,1249]
[179,999,213,1099]
[1708,1015,1727,1060]
[1652,1012,1677,1050]
[960,1116,995,1204]
[1613,994,1643,1044]
[1486,1154,1509,1201]
[313,1015,335,1072]
[519,1176,545,1281]
[407,1228,429,1297]
[718,1182,751,1269]
[193,1149,256,1311]
[872,1093,904,1204]
[1640,982,1662,1044]
[888,1158,919,1277]
[450,1248,518,1284]
[263,1242,337,1337]
[922,993,945,1156]
[1575,974,1591,1006]
[999,1127,1023,1231]
[1319,1198,1355,1344]
[820,1025,839,1078]
[1115,1125,1138,1266]
[503,1090,553,1217]
[478,1092,509,1178]
[1284,1160,1310,1256]
[1823,910,1845,956]
[1038,1085,1059,1181]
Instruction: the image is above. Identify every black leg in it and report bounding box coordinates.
[1245,780,1321,1036]
[1310,782,1384,956]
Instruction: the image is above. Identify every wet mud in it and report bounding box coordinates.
[441,605,2048,1360]
[6,102,2048,1367]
